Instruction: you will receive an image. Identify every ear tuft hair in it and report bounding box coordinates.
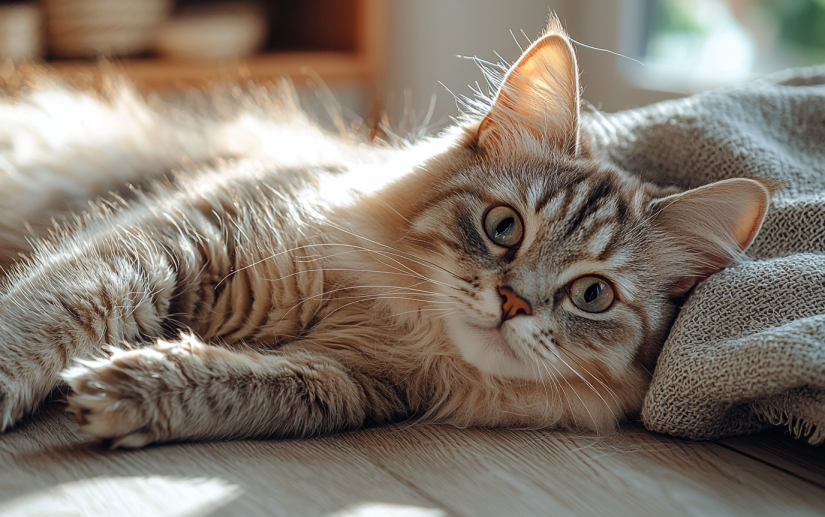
[650,177,775,292]
[477,13,581,157]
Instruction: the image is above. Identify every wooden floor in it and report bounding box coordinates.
[0,402,823,517]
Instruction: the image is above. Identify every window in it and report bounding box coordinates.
[629,0,825,92]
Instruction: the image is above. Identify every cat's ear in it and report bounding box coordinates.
[477,15,580,156]
[649,178,778,292]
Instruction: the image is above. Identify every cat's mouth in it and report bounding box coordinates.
[444,314,539,379]
[468,323,520,359]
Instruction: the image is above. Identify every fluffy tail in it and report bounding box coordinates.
[0,70,348,269]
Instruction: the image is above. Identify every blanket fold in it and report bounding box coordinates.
[585,66,825,444]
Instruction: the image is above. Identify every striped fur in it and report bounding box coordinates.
[0,20,773,446]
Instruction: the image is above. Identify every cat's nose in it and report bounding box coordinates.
[498,286,532,321]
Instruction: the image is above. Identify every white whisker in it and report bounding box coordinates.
[553,349,620,429]
[545,359,600,432]
[559,347,622,410]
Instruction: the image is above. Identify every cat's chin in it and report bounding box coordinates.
[445,317,539,380]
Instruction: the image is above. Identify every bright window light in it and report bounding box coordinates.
[631,0,825,92]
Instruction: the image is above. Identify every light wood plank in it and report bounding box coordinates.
[718,430,825,489]
[343,424,825,517]
[3,403,824,517]
[0,403,444,517]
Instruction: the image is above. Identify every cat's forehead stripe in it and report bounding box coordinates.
[538,191,567,218]
[561,182,592,226]
[632,188,646,213]
[579,201,618,237]
[427,185,490,208]
[561,176,625,239]
[526,182,548,208]
[585,224,614,258]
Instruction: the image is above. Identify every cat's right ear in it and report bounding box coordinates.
[477,15,581,156]
[648,177,777,293]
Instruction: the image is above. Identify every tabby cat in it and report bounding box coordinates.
[0,18,773,447]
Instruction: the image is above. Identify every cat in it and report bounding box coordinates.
[0,17,774,447]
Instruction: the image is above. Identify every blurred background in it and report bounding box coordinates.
[0,0,823,131]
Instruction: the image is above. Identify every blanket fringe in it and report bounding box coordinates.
[756,405,824,446]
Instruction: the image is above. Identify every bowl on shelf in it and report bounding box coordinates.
[43,0,171,58]
[154,3,269,62]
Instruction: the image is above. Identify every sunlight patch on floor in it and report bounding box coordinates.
[330,502,446,517]
[0,475,241,517]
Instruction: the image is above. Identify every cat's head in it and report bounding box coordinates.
[378,17,774,420]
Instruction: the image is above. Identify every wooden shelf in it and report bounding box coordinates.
[50,51,372,90]
[44,0,386,95]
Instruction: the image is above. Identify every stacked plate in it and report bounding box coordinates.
[43,0,171,58]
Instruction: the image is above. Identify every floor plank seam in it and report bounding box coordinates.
[360,454,468,517]
[715,442,825,490]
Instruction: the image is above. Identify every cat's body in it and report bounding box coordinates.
[0,19,774,447]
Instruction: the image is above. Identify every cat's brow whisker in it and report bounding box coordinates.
[334,238,466,287]
[371,194,413,225]
[262,267,457,292]
[276,283,459,327]
[215,241,462,292]
[305,241,460,291]
[336,246,459,287]
[312,217,470,283]
[396,235,453,262]
[290,246,451,287]
[263,185,468,283]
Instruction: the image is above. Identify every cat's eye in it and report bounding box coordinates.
[570,276,615,313]
[483,206,523,248]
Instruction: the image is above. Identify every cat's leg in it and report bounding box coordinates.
[0,253,175,430]
[0,165,333,431]
[62,333,403,447]
[0,201,232,430]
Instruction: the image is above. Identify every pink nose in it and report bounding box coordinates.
[499,286,532,322]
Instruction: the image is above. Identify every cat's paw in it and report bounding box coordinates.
[62,345,186,448]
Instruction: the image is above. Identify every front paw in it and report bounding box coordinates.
[62,345,185,448]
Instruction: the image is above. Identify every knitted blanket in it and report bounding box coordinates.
[586,66,825,445]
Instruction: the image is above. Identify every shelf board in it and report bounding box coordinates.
[49,51,371,90]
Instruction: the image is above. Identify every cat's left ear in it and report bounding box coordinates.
[477,15,580,156]
[648,177,779,293]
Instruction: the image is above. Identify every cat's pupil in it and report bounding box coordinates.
[495,218,514,237]
[584,282,602,303]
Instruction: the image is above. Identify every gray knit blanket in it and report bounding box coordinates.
[585,66,825,445]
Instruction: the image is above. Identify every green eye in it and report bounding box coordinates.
[484,206,524,248]
[570,276,615,313]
